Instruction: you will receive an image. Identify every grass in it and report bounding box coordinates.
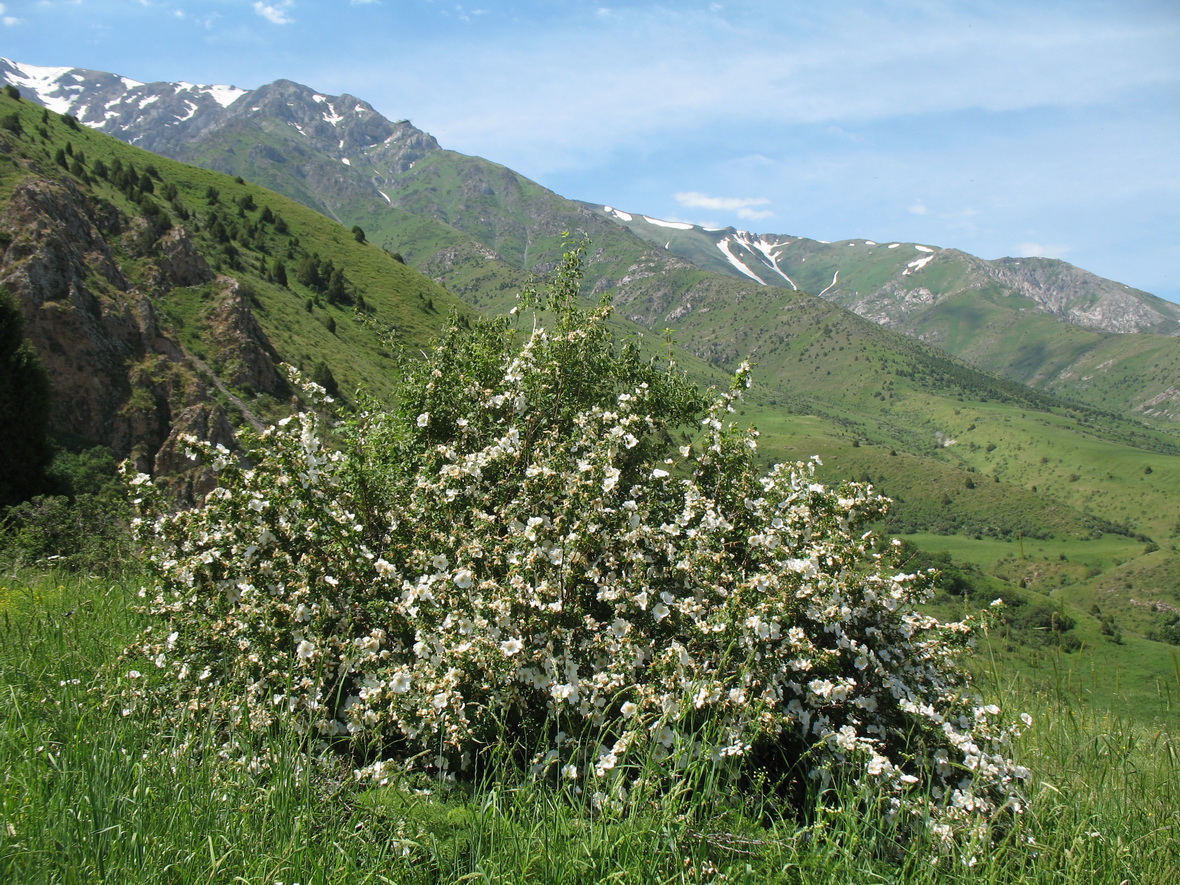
[897,532,1144,572]
[1,569,1177,883]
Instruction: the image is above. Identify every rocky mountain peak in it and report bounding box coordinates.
[0,57,440,168]
[984,256,1179,335]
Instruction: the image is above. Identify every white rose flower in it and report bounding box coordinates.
[500,638,523,656]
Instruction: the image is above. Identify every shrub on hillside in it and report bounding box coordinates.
[0,444,130,569]
[125,242,1028,839]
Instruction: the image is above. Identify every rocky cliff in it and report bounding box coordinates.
[0,171,277,492]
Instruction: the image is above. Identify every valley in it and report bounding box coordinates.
[1,65,1178,728]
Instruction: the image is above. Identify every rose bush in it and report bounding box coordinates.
[125,241,1028,836]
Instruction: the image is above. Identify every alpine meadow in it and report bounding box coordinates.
[1,56,1178,885]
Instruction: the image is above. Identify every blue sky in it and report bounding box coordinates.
[4,0,1179,301]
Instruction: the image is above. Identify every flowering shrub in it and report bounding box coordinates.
[126,242,1028,835]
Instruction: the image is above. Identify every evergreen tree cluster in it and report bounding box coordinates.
[295,253,351,304]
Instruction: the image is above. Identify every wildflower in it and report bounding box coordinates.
[389,671,411,693]
[551,682,578,702]
[296,640,316,660]
[500,638,523,656]
[594,751,618,776]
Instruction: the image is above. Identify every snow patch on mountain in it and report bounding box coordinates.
[603,206,633,222]
[819,271,840,297]
[4,62,84,114]
[172,82,246,108]
[643,216,694,230]
[717,239,766,283]
[203,84,247,108]
[903,255,934,275]
[175,101,200,123]
[728,231,797,289]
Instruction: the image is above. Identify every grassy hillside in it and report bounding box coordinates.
[4,90,1180,720]
[0,91,469,417]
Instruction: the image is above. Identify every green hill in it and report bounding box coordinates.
[3,90,1180,724]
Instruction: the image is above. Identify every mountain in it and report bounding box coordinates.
[6,56,1178,428]
[9,55,1180,429]
[579,207,1180,422]
[4,81,1180,706]
[581,208,1180,335]
[0,86,469,499]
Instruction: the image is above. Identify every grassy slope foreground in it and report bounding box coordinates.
[1,571,1176,883]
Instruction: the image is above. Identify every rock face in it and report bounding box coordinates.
[206,279,285,396]
[984,257,1178,335]
[1,177,150,452]
[150,225,215,290]
[0,172,281,496]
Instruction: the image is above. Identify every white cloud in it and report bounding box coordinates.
[1017,242,1072,260]
[737,207,774,220]
[390,2,1178,174]
[672,192,774,224]
[908,201,929,216]
[0,2,19,25]
[253,1,293,25]
[675,192,771,212]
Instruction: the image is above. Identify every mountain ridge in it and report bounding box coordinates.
[6,56,1178,427]
[4,86,1180,670]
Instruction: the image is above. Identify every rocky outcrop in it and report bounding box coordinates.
[1,177,151,450]
[148,225,215,289]
[984,257,1180,335]
[206,278,285,396]
[0,174,277,496]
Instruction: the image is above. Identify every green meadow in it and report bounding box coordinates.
[1,570,1176,883]
[3,90,1180,884]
